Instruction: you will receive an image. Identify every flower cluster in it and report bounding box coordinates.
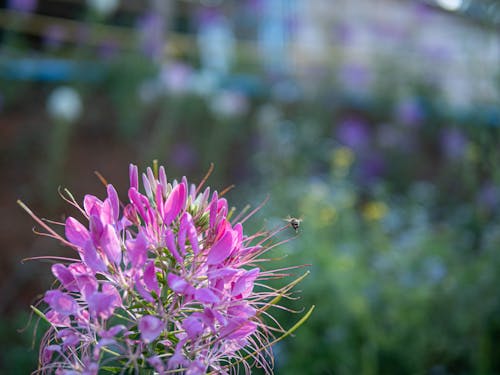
[23,164,310,374]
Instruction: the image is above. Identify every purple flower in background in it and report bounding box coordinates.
[477,182,499,210]
[358,153,386,184]
[43,25,66,50]
[332,22,353,45]
[98,39,120,60]
[7,0,37,12]
[137,11,165,61]
[441,128,467,160]
[21,163,311,374]
[171,142,197,170]
[338,63,373,93]
[337,117,370,151]
[160,62,193,94]
[395,97,425,127]
[246,0,264,14]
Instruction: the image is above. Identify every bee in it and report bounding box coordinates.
[284,216,302,233]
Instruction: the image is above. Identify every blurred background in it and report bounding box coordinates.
[1,0,500,373]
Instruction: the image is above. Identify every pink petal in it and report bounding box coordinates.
[177,221,187,256]
[89,214,104,245]
[68,263,98,298]
[232,268,259,297]
[138,315,164,343]
[146,167,156,190]
[83,195,102,217]
[128,188,147,222]
[168,273,190,295]
[217,198,228,216]
[65,217,90,248]
[57,328,80,348]
[99,324,125,338]
[207,229,234,265]
[87,284,120,319]
[135,272,155,303]
[155,184,164,220]
[126,231,149,267]
[163,182,186,225]
[129,164,138,190]
[228,304,256,319]
[106,184,120,222]
[187,360,206,374]
[181,213,199,255]
[233,222,243,244]
[159,166,167,192]
[144,261,160,294]
[51,264,78,292]
[82,242,107,273]
[142,173,153,198]
[221,318,256,340]
[44,290,78,316]
[100,225,121,265]
[195,288,220,304]
[100,199,115,225]
[182,315,204,340]
[45,310,71,327]
[207,267,239,283]
[164,229,182,263]
[209,191,218,229]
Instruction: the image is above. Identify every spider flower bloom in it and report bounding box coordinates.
[22,163,311,374]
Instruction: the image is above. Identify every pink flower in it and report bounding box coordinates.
[87,284,121,319]
[44,290,78,316]
[138,315,165,343]
[22,163,309,374]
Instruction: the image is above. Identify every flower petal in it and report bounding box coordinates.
[221,318,256,340]
[100,224,121,265]
[182,315,204,340]
[51,264,78,292]
[207,229,234,265]
[126,231,149,268]
[65,217,90,248]
[232,268,259,297]
[163,182,186,225]
[164,228,182,263]
[195,288,220,304]
[87,284,121,319]
[138,315,164,343]
[83,195,102,217]
[82,242,107,273]
[168,273,190,295]
[44,290,78,316]
[129,164,138,190]
[106,184,120,222]
[144,261,160,295]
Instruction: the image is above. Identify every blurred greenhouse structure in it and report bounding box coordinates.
[1,0,500,373]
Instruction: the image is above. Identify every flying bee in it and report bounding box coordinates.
[284,216,302,233]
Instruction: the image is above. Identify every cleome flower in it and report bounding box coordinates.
[20,163,313,375]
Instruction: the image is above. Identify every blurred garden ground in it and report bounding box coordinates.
[1,0,500,373]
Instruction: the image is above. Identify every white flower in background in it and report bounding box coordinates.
[86,0,119,17]
[436,0,463,11]
[210,90,249,118]
[159,62,193,95]
[190,70,218,96]
[47,86,82,123]
[197,11,235,76]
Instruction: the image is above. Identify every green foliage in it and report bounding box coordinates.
[257,150,500,374]
[0,312,48,374]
